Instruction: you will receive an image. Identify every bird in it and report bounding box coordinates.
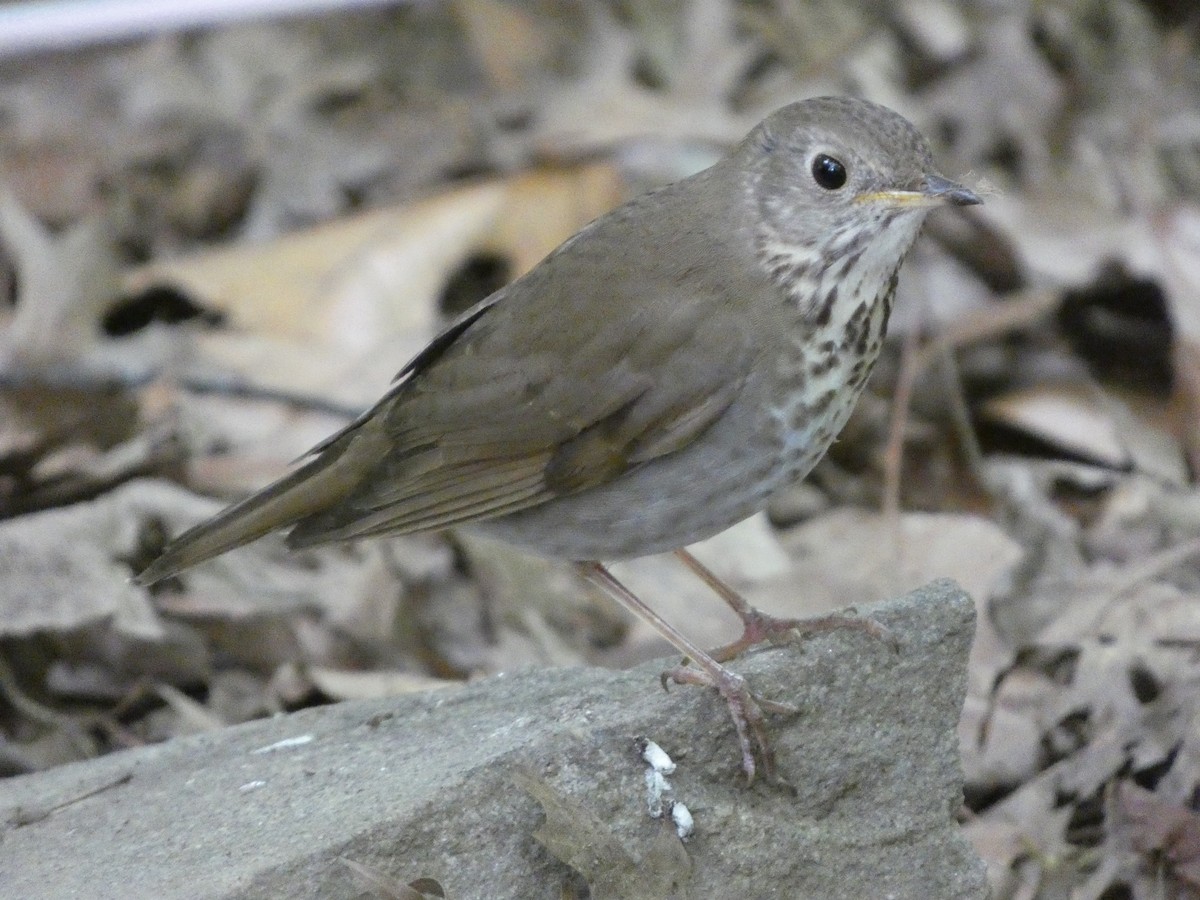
[136,96,981,782]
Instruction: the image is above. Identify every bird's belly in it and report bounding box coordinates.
[471,461,777,560]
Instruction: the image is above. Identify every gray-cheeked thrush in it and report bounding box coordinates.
[137,96,981,782]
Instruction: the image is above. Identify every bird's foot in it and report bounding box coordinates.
[661,661,797,784]
[670,549,898,661]
[709,607,899,663]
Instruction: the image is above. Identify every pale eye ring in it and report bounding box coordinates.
[811,154,847,190]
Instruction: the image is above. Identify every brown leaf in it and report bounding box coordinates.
[0,189,123,371]
[1170,339,1200,474]
[1116,782,1200,886]
[453,0,555,91]
[981,383,1129,469]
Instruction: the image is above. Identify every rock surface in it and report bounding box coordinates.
[1,580,987,899]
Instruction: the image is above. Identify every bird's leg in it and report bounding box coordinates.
[574,561,792,783]
[672,548,896,661]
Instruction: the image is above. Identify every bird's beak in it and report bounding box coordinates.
[856,173,981,209]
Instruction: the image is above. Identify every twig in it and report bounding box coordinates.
[881,319,922,521]
[881,287,1062,516]
[0,368,362,420]
[7,771,132,827]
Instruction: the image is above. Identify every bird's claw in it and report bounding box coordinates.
[662,662,797,784]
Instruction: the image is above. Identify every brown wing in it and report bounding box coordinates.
[285,273,757,547]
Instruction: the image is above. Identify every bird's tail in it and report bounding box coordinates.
[135,427,381,585]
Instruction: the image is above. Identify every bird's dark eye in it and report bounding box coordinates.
[811,154,847,190]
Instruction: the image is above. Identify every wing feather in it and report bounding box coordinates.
[288,462,549,545]
[286,181,767,546]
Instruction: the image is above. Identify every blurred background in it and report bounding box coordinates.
[1,1,1199,896]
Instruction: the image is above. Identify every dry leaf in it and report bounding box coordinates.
[0,483,164,638]
[454,0,556,91]
[0,190,124,371]
[1115,781,1200,887]
[981,383,1129,469]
